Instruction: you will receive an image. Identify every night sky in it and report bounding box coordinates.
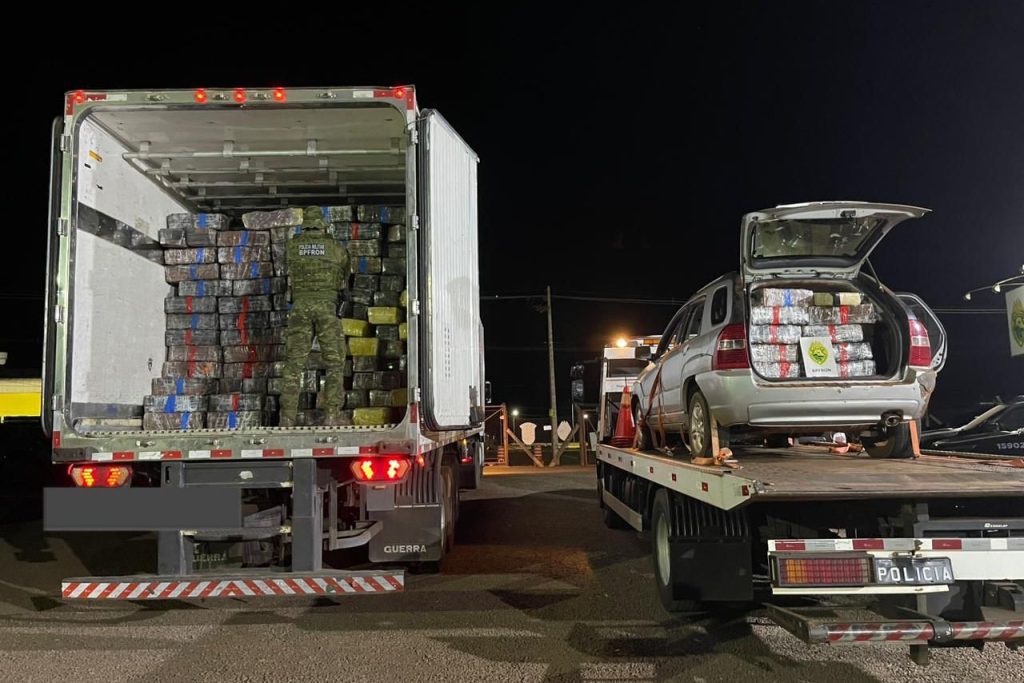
[4,5,1022,423]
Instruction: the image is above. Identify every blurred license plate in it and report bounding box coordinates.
[874,557,954,585]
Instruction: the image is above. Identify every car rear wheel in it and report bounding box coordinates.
[688,390,723,458]
[864,423,913,459]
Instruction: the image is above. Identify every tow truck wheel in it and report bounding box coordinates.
[598,465,629,529]
[651,489,699,612]
[864,423,913,459]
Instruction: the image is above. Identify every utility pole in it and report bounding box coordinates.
[547,285,560,464]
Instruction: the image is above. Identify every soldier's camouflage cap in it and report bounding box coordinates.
[301,206,327,230]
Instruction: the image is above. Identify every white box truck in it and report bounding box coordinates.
[42,85,485,599]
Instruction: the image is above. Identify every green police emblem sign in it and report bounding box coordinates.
[808,340,830,366]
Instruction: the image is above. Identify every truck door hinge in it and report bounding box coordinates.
[57,218,69,236]
[54,305,64,324]
[51,394,62,411]
[411,215,420,230]
[413,387,422,402]
[409,128,419,145]
[60,134,71,153]
[411,299,421,315]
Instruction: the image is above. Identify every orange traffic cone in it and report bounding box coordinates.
[610,386,636,448]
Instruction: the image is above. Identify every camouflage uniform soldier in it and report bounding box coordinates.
[280,207,350,426]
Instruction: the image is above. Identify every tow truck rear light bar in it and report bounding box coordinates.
[772,553,873,587]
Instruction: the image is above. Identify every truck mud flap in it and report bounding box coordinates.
[368,505,442,563]
[61,570,405,600]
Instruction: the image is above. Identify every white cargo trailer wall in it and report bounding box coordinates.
[71,118,185,412]
[421,111,482,428]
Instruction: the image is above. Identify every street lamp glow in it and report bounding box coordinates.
[615,337,627,348]
[582,413,589,420]
[511,408,519,417]
[994,283,1002,293]
[964,292,972,301]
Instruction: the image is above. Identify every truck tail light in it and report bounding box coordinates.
[908,319,932,368]
[773,554,872,587]
[194,88,208,103]
[350,456,411,483]
[713,324,749,370]
[68,464,131,488]
[233,88,247,104]
[272,87,287,102]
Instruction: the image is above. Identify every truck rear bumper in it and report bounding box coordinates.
[61,570,405,600]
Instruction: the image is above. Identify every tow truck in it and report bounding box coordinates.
[596,438,1024,663]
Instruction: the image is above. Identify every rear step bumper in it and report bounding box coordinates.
[61,570,405,600]
[767,604,1024,645]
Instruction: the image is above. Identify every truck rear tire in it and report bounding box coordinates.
[651,489,699,612]
[864,423,913,459]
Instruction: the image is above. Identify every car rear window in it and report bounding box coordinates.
[710,287,728,325]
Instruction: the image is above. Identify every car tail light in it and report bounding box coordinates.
[68,464,131,488]
[773,554,873,587]
[908,319,932,368]
[233,88,247,104]
[713,324,749,369]
[350,456,411,483]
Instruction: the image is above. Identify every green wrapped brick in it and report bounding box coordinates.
[167,313,218,330]
[167,345,222,362]
[356,205,406,224]
[381,258,405,275]
[349,289,374,305]
[369,390,391,407]
[349,338,380,357]
[335,222,381,240]
[179,280,232,297]
[347,239,382,257]
[368,307,404,325]
[165,296,218,313]
[386,224,406,242]
[353,407,395,426]
[216,230,271,247]
[379,275,405,292]
[353,356,379,372]
[352,304,369,320]
[241,207,303,230]
[165,329,219,346]
[144,394,208,413]
[390,388,409,407]
[342,318,371,337]
[345,390,369,408]
[151,377,217,395]
[399,322,408,341]
[387,243,407,259]
[165,264,220,283]
[375,325,400,341]
[399,290,408,308]
[218,296,273,313]
[353,274,379,291]
[382,340,404,360]
[143,412,206,431]
[353,371,402,390]
[373,291,401,307]
[383,356,408,373]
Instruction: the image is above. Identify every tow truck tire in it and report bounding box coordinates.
[598,466,629,529]
[864,423,913,459]
[651,489,699,612]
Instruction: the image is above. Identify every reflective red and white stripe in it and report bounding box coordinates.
[818,620,1024,644]
[769,537,1024,552]
[62,573,404,600]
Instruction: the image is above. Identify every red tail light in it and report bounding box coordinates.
[350,456,411,483]
[713,323,750,370]
[194,88,208,103]
[393,86,406,99]
[73,90,86,105]
[233,88,247,104]
[908,319,932,368]
[773,554,873,587]
[272,87,286,102]
[68,464,131,488]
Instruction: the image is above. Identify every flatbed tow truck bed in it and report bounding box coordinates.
[598,446,1024,507]
[595,443,1024,664]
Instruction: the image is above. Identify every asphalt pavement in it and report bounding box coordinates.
[0,466,1020,682]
